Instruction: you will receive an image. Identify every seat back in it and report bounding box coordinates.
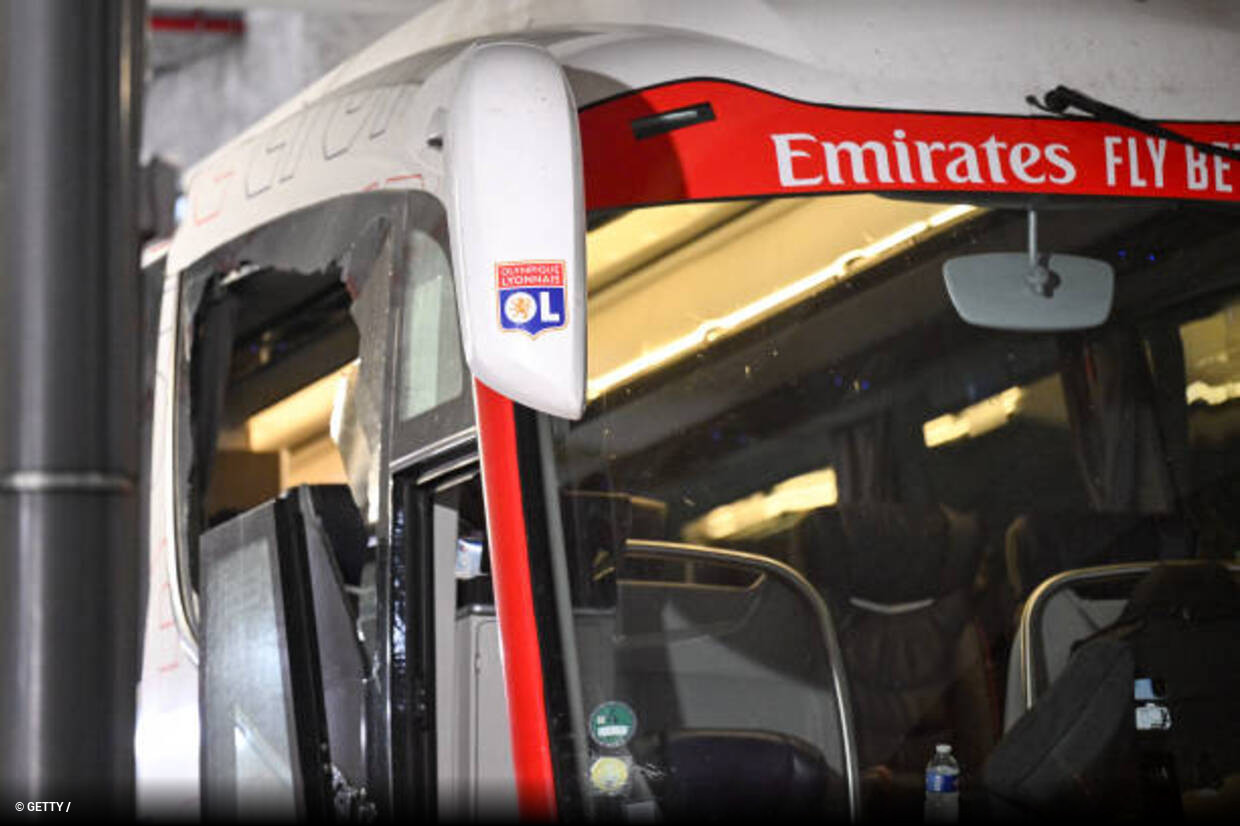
[1005,512,1193,601]
[609,541,858,819]
[1000,512,1195,729]
[615,575,846,777]
[630,729,834,820]
[793,504,999,776]
[984,561,1240,819]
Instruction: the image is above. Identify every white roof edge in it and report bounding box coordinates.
[169,0,1240,273]
[190,0,808,184]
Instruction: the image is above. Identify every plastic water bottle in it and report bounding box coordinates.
[924,743,960,823]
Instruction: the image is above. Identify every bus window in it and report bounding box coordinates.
[533,195,1240,820]
[186,264,355,517]
[173,207,399,650]
[390,203,474,466]
[187,194,480,821]
[398,228,463,424]
[178,207,402,815]
[1182,297,1240,550]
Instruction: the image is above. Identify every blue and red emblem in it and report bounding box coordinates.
[497,260,567,337]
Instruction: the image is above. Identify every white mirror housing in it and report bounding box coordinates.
[445,42,587,419]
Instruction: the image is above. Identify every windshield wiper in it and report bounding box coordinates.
[1027,85,1240,163]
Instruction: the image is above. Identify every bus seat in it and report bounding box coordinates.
[560,489,668,601]
[559,490,671,725]
[1004,512,1193,601]
[984,562,1240,820]
[629,729,836,820]
[560,490,849,810]
[613,572,847,781]
[1001,585,1127,733]
[790,503,1000,803]
[1001,514,1193,730]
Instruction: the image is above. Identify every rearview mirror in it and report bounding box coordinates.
[943,211,1113,331]
[943,253,1114,331]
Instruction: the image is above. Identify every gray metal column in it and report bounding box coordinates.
[0,0,145,814]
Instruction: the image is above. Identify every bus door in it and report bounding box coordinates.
[159,39,588,819]
[176,184,530,819]
[383,201,520,820]
[168,192,411,818]
[199,490,343,821]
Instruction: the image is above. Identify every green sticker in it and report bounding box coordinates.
[588,701,637,748]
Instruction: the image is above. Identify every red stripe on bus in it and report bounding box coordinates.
[148,14,245,36]
[473,379,558,820]
[579,78,1240,211]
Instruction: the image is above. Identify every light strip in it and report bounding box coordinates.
[246,360,357,453]
[923,386,1023,448]
[922,376,1240,450]
[1186,379,1240,406]
[586,204,976,399]
[585,201,752,291]
[684,466,838,542]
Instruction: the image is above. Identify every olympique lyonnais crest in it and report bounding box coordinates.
[496,260,567,337]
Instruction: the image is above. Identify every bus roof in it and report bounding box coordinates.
[170,0,1240,272]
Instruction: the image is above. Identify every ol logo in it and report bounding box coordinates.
[496,260,566,337]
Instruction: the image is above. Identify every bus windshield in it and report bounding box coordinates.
[542,194,1240,820]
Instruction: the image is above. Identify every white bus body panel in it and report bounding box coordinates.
[137,262,201,819]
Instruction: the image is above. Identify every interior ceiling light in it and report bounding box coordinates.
[245,360,358,453]
[923,385,1024,448]
[586,200,754,291]
[587,203,977,400]
[1186,379,1240,406]
[684,467,838,542]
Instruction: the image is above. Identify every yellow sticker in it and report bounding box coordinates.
[589,756,630,795]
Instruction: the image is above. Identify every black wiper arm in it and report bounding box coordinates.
[1027,84,1240,163]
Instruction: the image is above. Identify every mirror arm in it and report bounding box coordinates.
[1028,208,1039,271]
[1025,209,1060,298]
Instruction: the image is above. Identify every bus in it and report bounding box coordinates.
[136,1,1240,820]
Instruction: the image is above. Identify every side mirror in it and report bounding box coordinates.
[445,43,587,419]
[943,211,1113,331]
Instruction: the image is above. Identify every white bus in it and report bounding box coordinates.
[137,1,1240,820]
